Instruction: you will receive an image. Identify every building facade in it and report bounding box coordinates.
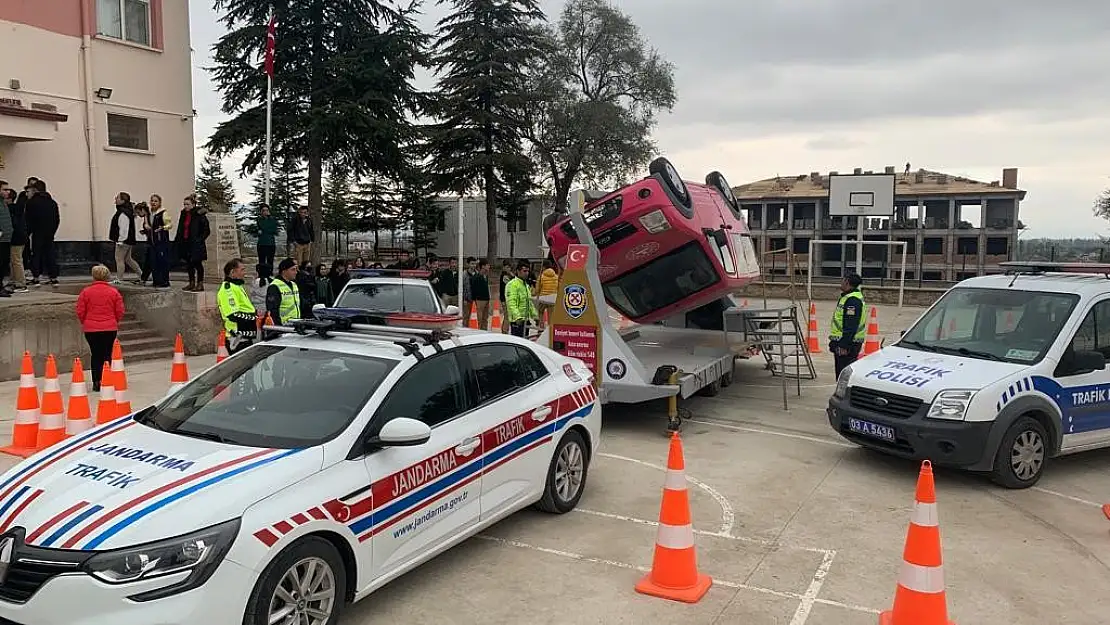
[0,0,194,267]
[734,166,1025,285]
[429,196,548,261]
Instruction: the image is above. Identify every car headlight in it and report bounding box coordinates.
[927,390,976,421]
[834,366,852,398]
[638,209,671,234]
[82,518,240,601]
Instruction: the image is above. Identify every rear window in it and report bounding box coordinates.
[602,241,720,318]
[134,345,395,448]
[336,282,439,313]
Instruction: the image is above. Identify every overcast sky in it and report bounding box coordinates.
[188,0,1110,238]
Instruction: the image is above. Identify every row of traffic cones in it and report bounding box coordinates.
[805,301,882,359]
[636,433,955,624]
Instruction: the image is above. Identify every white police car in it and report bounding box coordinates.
[829,261,1110,488]
[0,311,600,624]
[329,269,461,317]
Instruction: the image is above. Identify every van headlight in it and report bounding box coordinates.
[834,366,852,398]
[927,390,976,421]
[83,518,240,601]
[638,209,671,234]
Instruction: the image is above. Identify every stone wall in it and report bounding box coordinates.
[122,290,223,356]
[0,294,86,381]
[738,281,948,308]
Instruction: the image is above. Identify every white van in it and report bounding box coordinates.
[828,261,1110,488]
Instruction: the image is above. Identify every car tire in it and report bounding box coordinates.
[649,157,692,211]
[243,536,347,625]
[990,416,1048,489]
[536,429,590,514]
[705,171,742,218]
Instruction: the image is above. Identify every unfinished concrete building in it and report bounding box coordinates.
[732,166,1025,284]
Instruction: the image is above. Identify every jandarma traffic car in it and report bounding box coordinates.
[0,312,600,625]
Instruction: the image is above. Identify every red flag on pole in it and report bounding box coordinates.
[264,15,276,77]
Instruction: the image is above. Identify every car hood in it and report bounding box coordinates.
[0,418,320,551]
[852,345,1028,401]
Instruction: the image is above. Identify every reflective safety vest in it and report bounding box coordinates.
[218,281,256,335]
[275,279,301,324]
[830,289,868,342]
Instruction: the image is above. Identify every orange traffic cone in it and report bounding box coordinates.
[66,358,93,436]
[806,302,822,353]
[216,330,229,363]
[880,460,955,625]
[635,431,713,603]
[1,352,40,457]
[860,306,881,358]
[491,301,502,331]
[468,303,479,329]
[96,362,117,425]
[36,355,66,450]
[169,334,189,392]
[1103,503,1110,521]
[111,340,131,415]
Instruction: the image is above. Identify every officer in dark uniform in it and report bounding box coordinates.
[829,273,867,378]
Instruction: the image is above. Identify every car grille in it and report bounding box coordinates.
[0,535,90,604]
[849,387,922,419]
[594,222,638,249]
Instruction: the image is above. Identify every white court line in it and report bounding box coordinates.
[788,549,837,625]
[476,534,878,615]
[686,418,855,449]
[1030,486,1102,508]
[575,508,831,555]
[598,452,736,536]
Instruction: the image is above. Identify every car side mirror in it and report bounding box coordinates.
[1073,350,1106,374]
[369,417,431,448]
[312,303,325,312]
[444,305,460,316]
[900,330,905,337]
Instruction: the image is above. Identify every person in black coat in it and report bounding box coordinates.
[295,261,317,319]
[174,195,211,292]
[25,180,59,286]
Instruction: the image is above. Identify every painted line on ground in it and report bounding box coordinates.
[1030,486,1102,508]
[574,508,831,555]
[476,534,878,615]
[686,417,855,449]
[788,549,837,625]
[598,452,735,536]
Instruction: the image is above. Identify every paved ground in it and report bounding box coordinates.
[1,307,1109,624]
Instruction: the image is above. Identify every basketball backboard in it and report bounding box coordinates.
[828,173,895,216]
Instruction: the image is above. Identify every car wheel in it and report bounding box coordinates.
[536,429,590,514]
[243,536,347,625]
[705,171,741,215]
[649,157,691,209]
[990,416,1048,489]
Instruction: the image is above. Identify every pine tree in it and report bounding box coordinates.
[425,0,550,267]
[207,0,430,264]
[396,169,444,256]
[195,151,237,213]
[322,166,357,255]
[239,157,306,239]
[499,158,536,259]
[353,173,402,254]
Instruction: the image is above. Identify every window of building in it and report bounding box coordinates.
[106,113,149,151]
[97,0,151,46]
[506,209,527,233]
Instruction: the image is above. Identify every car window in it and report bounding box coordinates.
[336,282,439,313]
[1068,300,1110,358]
[376,353,465,428]
[468,344,534,404]
[137,345,395,448]
[515,346,550,385]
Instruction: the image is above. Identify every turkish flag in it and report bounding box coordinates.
[264,15,276,77]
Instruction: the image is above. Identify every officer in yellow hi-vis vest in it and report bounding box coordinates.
[829,273,867,378]
[217,258,259,355]
[266,258,302,325]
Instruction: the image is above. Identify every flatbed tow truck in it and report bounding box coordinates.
[537,190,815,430]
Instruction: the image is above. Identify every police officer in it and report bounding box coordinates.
[266,258,301,325]
[829,273,867,378]
[218,258,258,355]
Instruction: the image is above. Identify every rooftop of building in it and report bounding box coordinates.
[731,166,1027,202]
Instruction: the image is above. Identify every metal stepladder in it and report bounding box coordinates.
[738,305,817,409]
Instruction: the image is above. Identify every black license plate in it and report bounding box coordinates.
[848,417,896,443]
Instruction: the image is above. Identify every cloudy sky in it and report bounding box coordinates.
[188,0,1110,238]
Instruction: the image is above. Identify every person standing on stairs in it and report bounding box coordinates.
[829,273,867,379]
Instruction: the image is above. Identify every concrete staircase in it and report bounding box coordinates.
[118,312,177,364]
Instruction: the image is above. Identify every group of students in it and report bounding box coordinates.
[429,256,560,337]
[107,192,210,290]
[0,176,61,296]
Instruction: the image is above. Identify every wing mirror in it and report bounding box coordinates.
[312,303,325,312]
[444,305,460,316]
[369,417,431,448]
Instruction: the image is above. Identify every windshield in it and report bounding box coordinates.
[603,241,720,318]
[135,345,395,448]
[336,282,439,313]
[899,287,1079,364]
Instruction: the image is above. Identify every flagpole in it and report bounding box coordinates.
[263,13,274,208]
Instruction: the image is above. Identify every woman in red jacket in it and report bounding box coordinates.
[76,265,125,391]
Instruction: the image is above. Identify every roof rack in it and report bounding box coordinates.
[999,261,1110,279]
[261,308,459,358]
[348,268,432,279]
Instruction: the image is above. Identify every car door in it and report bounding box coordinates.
[1054,297,1110,450]
[361,350,484,579]
[462,342,564,522]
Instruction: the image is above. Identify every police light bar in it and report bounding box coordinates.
[348,269,432,279]
[312,307,458,331]
[999,261,1110,275]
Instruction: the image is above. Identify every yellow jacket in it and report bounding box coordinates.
[535,268,559,296]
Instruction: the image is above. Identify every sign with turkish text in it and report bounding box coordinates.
[549,243,601,389]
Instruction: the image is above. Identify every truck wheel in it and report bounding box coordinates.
[699,378,721,397]
[990,416,1048,489]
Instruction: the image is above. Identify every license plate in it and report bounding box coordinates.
[848,418,896,443]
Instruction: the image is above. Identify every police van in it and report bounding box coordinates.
[828,261,1110,488]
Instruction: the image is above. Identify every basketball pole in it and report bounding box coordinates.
[855,215,864,275]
